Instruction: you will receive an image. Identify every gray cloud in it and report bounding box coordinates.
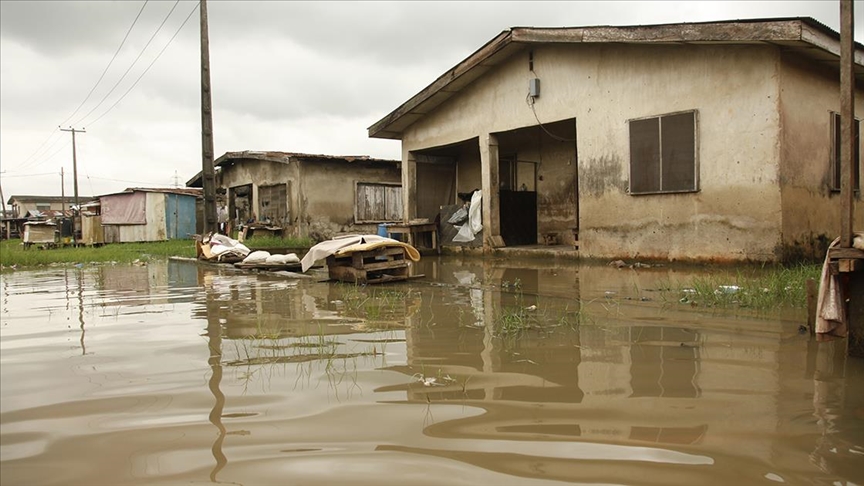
[2,0,862,197]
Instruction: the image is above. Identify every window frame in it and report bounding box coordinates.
[628,109,700,196]
[829,111,860,193]
[257,182,291,225]
[354,182,403,223]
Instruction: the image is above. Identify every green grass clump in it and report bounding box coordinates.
[666,263,821,310]
[0,238,196,269]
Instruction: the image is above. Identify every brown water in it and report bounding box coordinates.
[1,257,862,486]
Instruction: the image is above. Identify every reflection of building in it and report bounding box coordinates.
[377,261,858,484]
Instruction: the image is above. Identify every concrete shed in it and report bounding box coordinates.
[369,17,864,263]
[187,151,402,241]
[99,188,201,243]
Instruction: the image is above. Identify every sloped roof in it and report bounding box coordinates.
[98,187,203,198]
[186,151,400,187]
[7,195,95,205]
[369,17,864,140]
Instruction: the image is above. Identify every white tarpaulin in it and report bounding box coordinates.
[453,190,482,242]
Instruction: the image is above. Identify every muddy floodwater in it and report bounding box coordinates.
[1,256,862,486]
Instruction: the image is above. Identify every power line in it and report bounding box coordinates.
[60,1,149,128]
[73,0,180,127]
[10,1,148,172]
[87,1,200,127]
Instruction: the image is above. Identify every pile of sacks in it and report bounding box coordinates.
[242,250,300,265]
[200,233,299,266]
[203,233,251,261]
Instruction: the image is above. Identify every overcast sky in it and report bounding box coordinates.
[1,0,861,199]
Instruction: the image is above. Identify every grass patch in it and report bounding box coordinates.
[661,263,821,310]
[0,238,196,269]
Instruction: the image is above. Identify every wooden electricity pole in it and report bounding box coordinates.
[61,167,66,215]
[840,0,855,248]
[200,0,217,234]
[60,127,85,244]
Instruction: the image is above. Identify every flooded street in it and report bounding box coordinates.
[1,257,862,486]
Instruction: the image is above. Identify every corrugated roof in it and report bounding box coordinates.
[186,151,400,187]
[7,195,95,205]
[98,187,203,198]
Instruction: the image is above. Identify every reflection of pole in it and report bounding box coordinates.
[78,268,86,355]
[206,282,227,481]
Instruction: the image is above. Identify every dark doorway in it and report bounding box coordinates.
[500,190,537,246]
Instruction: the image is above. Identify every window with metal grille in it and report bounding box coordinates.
[355,183,402,223]
[830,112,860,192]
[257,183,290,225]
[629,111,698,194]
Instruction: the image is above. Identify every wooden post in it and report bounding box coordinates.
[404,152,417,223]
[480,133,504,248]
[840,0,855,248]
[200,0,217,234]
[806,278,818,335]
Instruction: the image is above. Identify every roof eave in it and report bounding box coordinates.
[368,18,864,141]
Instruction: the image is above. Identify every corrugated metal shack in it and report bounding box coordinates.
[99,188,202,243]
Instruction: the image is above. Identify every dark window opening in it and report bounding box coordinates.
[630,111,697,194]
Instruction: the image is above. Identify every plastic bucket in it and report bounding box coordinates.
[377,224,389,237]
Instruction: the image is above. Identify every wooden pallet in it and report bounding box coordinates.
[326,246,409,284]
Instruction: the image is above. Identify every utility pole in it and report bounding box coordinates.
[840,0,855,248]
[200,0,217,234]
[60,127,85,244]
[0,173,7,239]
[61,167,66,214]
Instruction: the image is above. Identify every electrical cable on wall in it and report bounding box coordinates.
[526,92,576,143]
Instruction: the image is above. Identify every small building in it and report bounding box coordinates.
[6,195,93,218]
[22,221,57,248]
[187,151,402,240]
[79,200,104,246]
[99,188,201,243]
[369,17,864,262]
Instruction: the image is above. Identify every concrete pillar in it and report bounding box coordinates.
[403,153,417,223]
[480,134,503,247]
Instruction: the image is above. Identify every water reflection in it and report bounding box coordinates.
[0,258,861,486]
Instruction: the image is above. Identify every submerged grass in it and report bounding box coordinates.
[660,263,821,311]
[0,238,197,269]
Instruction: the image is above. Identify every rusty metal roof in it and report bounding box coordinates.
[98,187,203,198]
[186,151,400,187]
[369,17,864,140]
[214,150,399,167]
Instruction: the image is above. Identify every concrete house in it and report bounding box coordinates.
[369,17,864,262]
[188,151,402,240]
[99,188,201,243]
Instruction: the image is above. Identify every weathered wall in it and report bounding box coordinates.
[778,53,864,261]
[401,43,785,261]
[301,160,401,239]
[218,158,400,240]
[219,159,299,235]
[117,192,167,242]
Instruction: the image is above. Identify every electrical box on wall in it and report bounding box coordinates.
[529,78,541,98]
